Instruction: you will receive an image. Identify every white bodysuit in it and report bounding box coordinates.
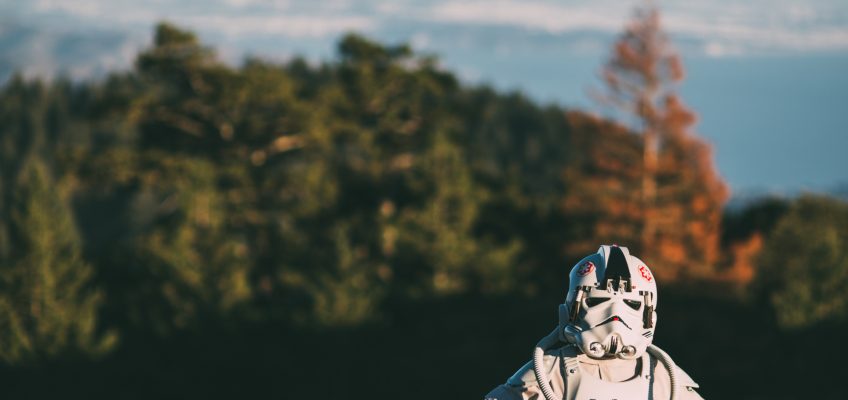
[485,345,704,400]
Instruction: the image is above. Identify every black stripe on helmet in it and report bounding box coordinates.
[605,246,631,280]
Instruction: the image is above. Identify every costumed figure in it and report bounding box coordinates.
[485,245,703,400]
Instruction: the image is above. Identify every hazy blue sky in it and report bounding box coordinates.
[2,0,846,195]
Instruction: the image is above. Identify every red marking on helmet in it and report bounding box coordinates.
[577,261,595,277]
[638,265,653,282]
[613,316,620,321]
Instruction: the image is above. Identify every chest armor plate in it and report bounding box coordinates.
[566,353,651,400]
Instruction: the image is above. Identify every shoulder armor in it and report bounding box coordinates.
[674,365,699,389]
[647,344,699,390]
[506,345,576,387]
[506,361,536,387]
[650,353,699,390]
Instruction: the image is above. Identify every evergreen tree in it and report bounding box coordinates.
[756,195,848,328]
[0,158,116,363]
[134,22,240,157]
[83,151,253,334]
[77,24,255,333]
[387,131,521,295]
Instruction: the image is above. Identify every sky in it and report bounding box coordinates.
[1,0,847,196]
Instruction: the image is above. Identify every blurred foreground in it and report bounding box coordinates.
[1,289,844,399]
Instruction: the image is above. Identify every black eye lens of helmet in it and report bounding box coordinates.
[624,299,642,310]
[585,297,610,307]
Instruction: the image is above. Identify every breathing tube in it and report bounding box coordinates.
[532,328,679,400]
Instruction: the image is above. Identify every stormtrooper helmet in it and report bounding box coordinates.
[558,245,658,359]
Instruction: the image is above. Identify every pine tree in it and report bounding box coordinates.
[85,152,252,334]
[756,195,848,328]
[387,131,521,295]
[78,24,254,332]
[134,22,245,159]
[0,158,116,363]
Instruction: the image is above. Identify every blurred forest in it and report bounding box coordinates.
[0,12,846,400]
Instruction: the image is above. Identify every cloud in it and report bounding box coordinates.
[426,0,848,55]
[221,0,290,9]
[702,42,744,58]
[14,0,848,58]
[26,0,376,38]
[410,32,431,49]
[183,14,376,38]
[666,17,848,54]
[430,1,625,34]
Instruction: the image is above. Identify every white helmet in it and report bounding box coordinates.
[558,245,658,359]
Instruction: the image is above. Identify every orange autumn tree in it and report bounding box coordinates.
[592,1,728,280]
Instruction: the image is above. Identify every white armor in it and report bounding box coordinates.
[565,352,652,399]
[485,245,703,400]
